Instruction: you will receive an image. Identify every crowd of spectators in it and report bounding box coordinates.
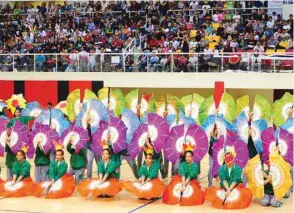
[0,1,292,72]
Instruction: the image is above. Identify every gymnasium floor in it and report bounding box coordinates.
[0,153,292,213]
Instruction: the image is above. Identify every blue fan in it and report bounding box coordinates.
[34,108,70,137]
[75,102,88,128]
[280,117,293,134]
[140,111,148,124]
[166,114,177,131]
[234,111,267,153]
[179,110,196,125]
[0,101,7,112]
[202,114,234,138]
[21,101,43,117]
[121,108,140,144]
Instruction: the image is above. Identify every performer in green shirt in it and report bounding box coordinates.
[12,150,31,183]
[98,148,119,181]
[5,108,35,179]
[48,149,68,183]
[34,142,50,182]
[67,141,86,184]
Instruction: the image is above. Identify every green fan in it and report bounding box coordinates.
[199,93,236,124]
[236,95,250,117]
[181,93,204,124]
[98,88,125,116]
[167,94,184,115]
[272,92,293,126]
[253,94,271,123]
[125,89,139,114]
[141,93,156,115]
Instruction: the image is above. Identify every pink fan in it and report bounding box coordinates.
[60,125,88,153]
[211,135,249,178]
[91,115,127,155]
[30,123,59,155]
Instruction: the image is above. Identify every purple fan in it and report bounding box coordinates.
[0,116,9,156]
[146,113,169,152]
[165,124,208,164]
[61,125,88,153]
[30,123,59,155]
[187,124,208,163]
[211,135,249,178]
[262,127,293,166]
[165,124,185,164]
[9,120,30,154]
[91,116,127,155]
[128,124,148,159]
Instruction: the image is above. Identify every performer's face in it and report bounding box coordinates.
[56,151,63,161]
[16,151,25,161]
[145,154,153,165]
[14,109,21,118]
[102,149,111,161]
[185,152,193,163]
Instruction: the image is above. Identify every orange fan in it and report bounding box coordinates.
[122,178,165,200]
[77,179,98,197]
[162,175,204,206]
[0,178,33,197]
[205,185,252,209]
[92,178,122,197]
[33,174,75,199]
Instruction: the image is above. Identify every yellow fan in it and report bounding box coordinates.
[66,89,97,121]
[98,88,125,116]
[245,153,292,200]
[6,94,27,114]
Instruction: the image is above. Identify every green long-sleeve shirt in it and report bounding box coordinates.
[98,160,119,179]
[139,161,159,179]
[67,143,86,170]
[49,160,68,182]
[5,144,17,169]
[179,161,200,180]
[6,116,35,129]
[34,146,50,166]
[219,164,242,189]
[12,159,31,179]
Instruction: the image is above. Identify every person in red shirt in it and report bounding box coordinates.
[111,36,123,50]
[149,36,159,48]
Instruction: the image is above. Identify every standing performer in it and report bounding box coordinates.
[67,139,86,185]
[5,107,34,179]
[34,141,50,182]
[162,145,204,206]
[208,124,219,187]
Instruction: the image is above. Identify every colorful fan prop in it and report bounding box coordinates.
[60,125,88,153]
[75,100,108,133]
[234,111,267,153]
[125,89,139,114]
[165,124,208,164]
[272,92,293,127]
[6,94,27,114]
[181,93,204,124]
[6,120,30,154]
[0,116,9,156]
[33,174,75,199]
[178,110,197,126]
[211,135,249,178]
[128,113,169,159]
[21,101,43,117]
[30,123,59,155]
[91,115,127,154]
[199,93,236,124]
[55,101,68,115]
[0,101,7,112]
[98,88,125,117]
[201,114,234,139]
[0,178,33,197]
[281,117,293,134]
[261,127,293,166]
[156,95,184,118]
[236,95,271,122]
[121,108,140,145]
[245,153,292,200]
[66,89,97,122]
[35,108,70,137]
